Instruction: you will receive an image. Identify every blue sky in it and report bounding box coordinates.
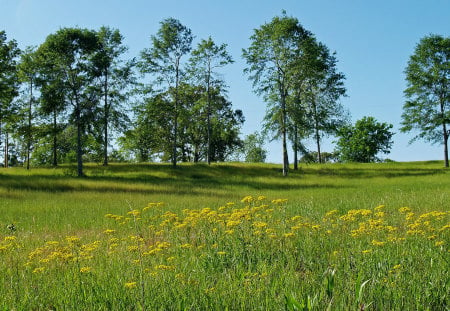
[1,0,449,163]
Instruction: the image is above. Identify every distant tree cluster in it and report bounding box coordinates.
[243,12,348,175]
[1,14,447,175]
[0,20,243,176]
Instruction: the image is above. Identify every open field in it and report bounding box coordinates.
[0,162,449,310]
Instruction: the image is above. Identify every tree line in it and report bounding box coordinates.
[0,13,448,176]
[0,20,244,176]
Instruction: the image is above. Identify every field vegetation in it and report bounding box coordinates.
[0,161,448,310]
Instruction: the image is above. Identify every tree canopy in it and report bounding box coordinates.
[3,16,448,170]
[335,116,394,163]
[401,34,450,167]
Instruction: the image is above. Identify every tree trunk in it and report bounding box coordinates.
[293,125,298,170]
[103,70,109,166]
[75,102,83,177]
[206,65,212,166]
[4,132,8,168]
[206,92,211,165]
[172,60,180,168]
[0,119,2,167]
[441,100,449,168]
[281,94,289,176]
[443,125,449,168]
[315,128,321,164]
[52,110,58,167]
[0,118,2,167]
[312,98,322,163]
[26,81,33,170]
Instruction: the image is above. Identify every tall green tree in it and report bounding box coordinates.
[335,116,394,163]
[207,93,244,162]
[243,13,311,176]
[92,26,134,166]
[287,35,322,169]
[0,31,20,167]
[37,68,67,167]
[139,18,193,167]
[188,37,233,164]
[17,46,39,169]
[286,36,347,166]
[307,43,347,163]
[36,27,100,176]
[242,131,267,163]
[401,35,450,167]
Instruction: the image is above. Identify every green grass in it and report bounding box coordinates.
[0,161,449,310]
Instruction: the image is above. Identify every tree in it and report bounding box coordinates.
[139,18,193,167]
[92,26,134,166]
[36,28,100,176]
[17,46,39,169]
[242,132,267,163]
[285,35,347,167]
[207,93,244,162]
[188,37,233,164]
[401,35,450,167]
[305,43,347,163]
[123,83,244,163]
[37,67,67,167]
[335,116,394,163]
[243,13,311,176]
[0,31,20,167]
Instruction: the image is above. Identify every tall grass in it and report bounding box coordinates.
[0,162,448,309]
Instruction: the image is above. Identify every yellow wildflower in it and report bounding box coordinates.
[374,205,385,211]
[155,264,175,271]
[33,267,45,273]
[372,240,386,246]
[283,232,295,238]
[253,221,268,228]
[374,211,385,218]
[80,267,92,273]
[241,196,253,203]
[124,282,137,288]
[398,207,411,213]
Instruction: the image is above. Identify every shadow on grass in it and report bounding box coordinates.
[0,162,446,196]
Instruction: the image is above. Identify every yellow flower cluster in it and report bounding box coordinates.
[10,196,446,293]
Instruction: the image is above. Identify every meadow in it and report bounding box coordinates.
[0,161,448,310]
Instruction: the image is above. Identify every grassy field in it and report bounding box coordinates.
[0,161,449,310]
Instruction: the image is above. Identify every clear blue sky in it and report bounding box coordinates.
[1,0,449,163]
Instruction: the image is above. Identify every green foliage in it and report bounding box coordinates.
[0,30,21,167]
[401,34,450,166]
[188,37,234,164]
[335,116,394,163]
[139,18,193,167]
[0,31,20,109]
[36,27,100,175]
[299,151,338,164]
[124,84,243,163]
[241,131,267,163]
[91,26,135,166]
[244,12,347,173]
[243,13,312,175]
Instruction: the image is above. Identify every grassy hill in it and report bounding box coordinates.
[0,162,448,309]
[1,161,448,233]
